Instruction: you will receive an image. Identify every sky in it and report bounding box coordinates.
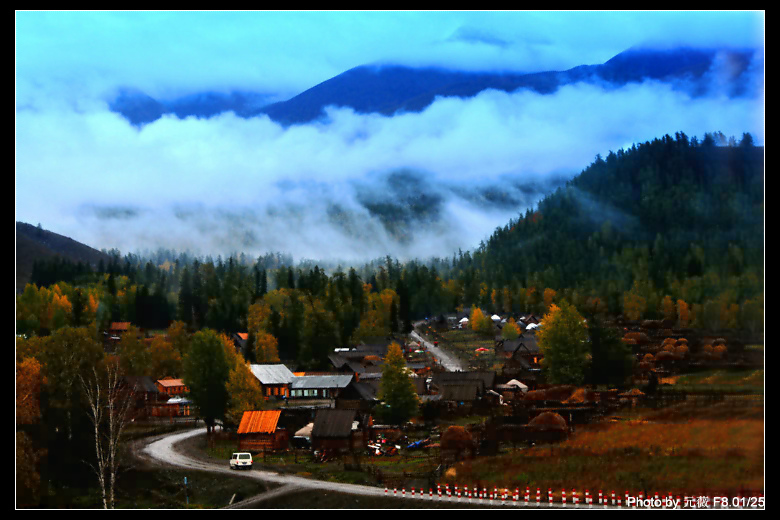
[15,11,765,264]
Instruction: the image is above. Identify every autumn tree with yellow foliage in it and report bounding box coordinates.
[470,306,493,336]
[536,301,590,385]
[219,333,267,426]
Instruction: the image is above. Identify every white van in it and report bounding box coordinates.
[229,452,253,470]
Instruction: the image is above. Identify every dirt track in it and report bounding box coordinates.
[141,428,392,502]
[138,428,579,509]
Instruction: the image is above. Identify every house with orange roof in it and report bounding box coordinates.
[232,332,249,354]
[155,377,189,396]
[237,410,288,451]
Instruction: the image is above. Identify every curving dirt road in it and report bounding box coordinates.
[139,427,583,509]
[141,428,397,503]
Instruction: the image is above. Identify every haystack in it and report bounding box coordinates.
[624,332,650,345]
[441,425,474,451]
[528,412,567,431]
[655,350,681,362]
[563,388,595,403]
[619,388,645,398]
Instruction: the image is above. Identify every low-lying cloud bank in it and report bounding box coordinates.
[16,64,764,264]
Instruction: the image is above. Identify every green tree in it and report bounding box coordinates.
[536,301,590,385]
[585,314,633,387]
[501,318,521,340]
[117,325,150,377]
[182,329,230,434]
[376,342,419,425]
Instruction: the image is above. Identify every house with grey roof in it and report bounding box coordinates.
[250,364,295,399]
[289,374,354,399]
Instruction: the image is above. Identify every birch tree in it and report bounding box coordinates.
[80,357,134,509]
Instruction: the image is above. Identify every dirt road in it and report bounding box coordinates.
[141,428,393,502]
[139,427,586,509]
[410,330,465,372]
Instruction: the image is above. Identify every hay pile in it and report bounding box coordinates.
[440,426,474,451]
[623,332,650,345]
[563,388,596,403]
[528,412,567,431]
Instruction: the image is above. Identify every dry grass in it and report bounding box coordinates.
[443,402,764,496]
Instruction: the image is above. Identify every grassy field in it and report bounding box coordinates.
[440,396,764,498]
[42,467,273,509]
[661,369,764,393]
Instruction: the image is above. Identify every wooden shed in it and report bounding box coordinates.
[311,409,364,453]
[237,410,289,451]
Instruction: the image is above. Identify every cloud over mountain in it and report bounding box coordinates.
[15,12,765,263]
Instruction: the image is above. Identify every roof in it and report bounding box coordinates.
[431,370,495,390]
[311,409,357,438]
[157,378,186,387]
[109,322,131,331]
[291,374,353,390]
[295,422,314,438]
[504,379,528,390]
[502,334,540,354]
[237,410,282,435]
[124,376,159,393]
[349,381,379,401]
[236,333,248,341]
[440,383,479,402]
[165,396,191,404]
[328,353,350,370]
[250,364,295,385]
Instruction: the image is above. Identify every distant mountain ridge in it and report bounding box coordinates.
[16,222,111,292]
[110,46,760,127]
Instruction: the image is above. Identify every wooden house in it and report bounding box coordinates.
[289,374,354,399]
[150,396,192,418]
[430,370,496,394]
[311,409,364,453]
[155,378,189,396]
[497,334,542,367]
[103,322,134,352]
[518,314,541,326]
[122,376,161,418]
[232,332,249,354]
[250,364,295,398]
[237,410,288,451]
[108,321,131,336]
[439,383,481,403]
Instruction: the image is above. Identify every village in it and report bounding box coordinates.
[110,309,764,508]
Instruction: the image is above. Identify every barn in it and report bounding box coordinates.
[237,410,289,451]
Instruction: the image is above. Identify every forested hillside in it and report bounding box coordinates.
[448,132,763,330]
